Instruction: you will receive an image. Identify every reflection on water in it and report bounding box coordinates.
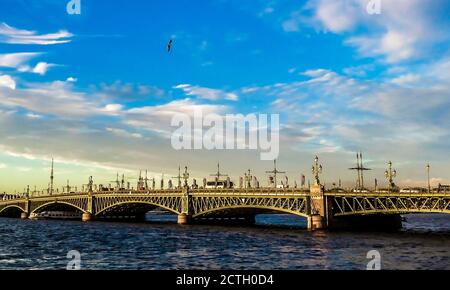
[0,214,448,270]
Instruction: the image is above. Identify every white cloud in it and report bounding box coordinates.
[0,52,40,68]
[342,64,374,77]
[313,0,360,33]
[125,98,228,135]
[95,81,164,101]
[32,62,53,75]
[0,80,124,118]
[106,127,143,139]
[0,53,54,75]
[282,11,302,32]
[26,113,42,119]
[0,23,73,45]
[66,77,78,82]
[18,62,55,75]
[241,55,450,170]
[174,84,239,101]
[286,0,449,63]
[0,75,16,90]
[102,104,123,114]
[391,74,420,85]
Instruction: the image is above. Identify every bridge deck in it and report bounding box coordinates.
[1,189,449,225]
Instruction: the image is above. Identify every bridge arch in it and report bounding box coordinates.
[31,201,87,215]
[0,205,26,218]
[193,205,310,219]
[95,201,181,217]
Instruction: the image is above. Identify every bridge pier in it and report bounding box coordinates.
[308,184,329,230]
[177,213,191,225]
[20,212,29,220]
[82,213,93,222]
[307,215,325,231]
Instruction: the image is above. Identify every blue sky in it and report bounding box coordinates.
[1,0,450,192]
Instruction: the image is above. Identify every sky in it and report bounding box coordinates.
[0,0,450,192]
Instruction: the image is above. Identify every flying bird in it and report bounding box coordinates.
[167,39,173,52]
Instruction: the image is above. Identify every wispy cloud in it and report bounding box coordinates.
[106,127,143,139]
[18,62,56,75]
[283,0,450,63]
[0,80,123,118]
[242,55,450,164]
[175,84,239,101]
[125,98,228,136]
[0,23,73,45]
[94,81,164,102]
[0,52,41,68]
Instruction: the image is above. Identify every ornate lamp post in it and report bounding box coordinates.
[426,164,431,193]
[183,166,190,188]
[312,156,323,186]
[385,161,397,191]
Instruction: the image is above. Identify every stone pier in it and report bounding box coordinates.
[82,213,93,222]
[308,184,328,231]
[307,215,325,231]
[177,213,191,225]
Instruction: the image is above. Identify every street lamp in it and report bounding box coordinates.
[312,156,323,186]
[385,161,397,191]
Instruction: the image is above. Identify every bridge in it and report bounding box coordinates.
[1,186,449,230]
[1,157,449,230]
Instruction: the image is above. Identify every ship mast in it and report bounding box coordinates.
[210,163,228,188]
[144,170,149,190]
[266,160,286,188]
[49,158,54,196]
[172,166,182,189]
[349,152,371,190]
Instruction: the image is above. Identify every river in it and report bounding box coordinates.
[0,213,448,270]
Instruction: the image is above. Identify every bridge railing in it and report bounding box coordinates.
[190,188,310,195]
[325,190,450,197]
[2,186,449,203]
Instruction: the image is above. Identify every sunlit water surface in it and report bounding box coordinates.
[0,214,448,270]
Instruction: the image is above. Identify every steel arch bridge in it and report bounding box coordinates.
[329,193,450,216]
[0,188,449,230]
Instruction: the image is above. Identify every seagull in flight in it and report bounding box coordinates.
[167,39,173,52]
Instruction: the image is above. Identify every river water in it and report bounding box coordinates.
[0,214,448,270]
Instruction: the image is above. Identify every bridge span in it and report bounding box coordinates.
[1,186,449,230]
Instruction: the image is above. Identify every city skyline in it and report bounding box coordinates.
[1,0,450,192]
[0,154,441,194]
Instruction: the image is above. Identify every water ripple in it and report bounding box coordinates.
[0,214,448,270]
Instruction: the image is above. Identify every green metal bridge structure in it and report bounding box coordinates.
[1,159,449,230]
